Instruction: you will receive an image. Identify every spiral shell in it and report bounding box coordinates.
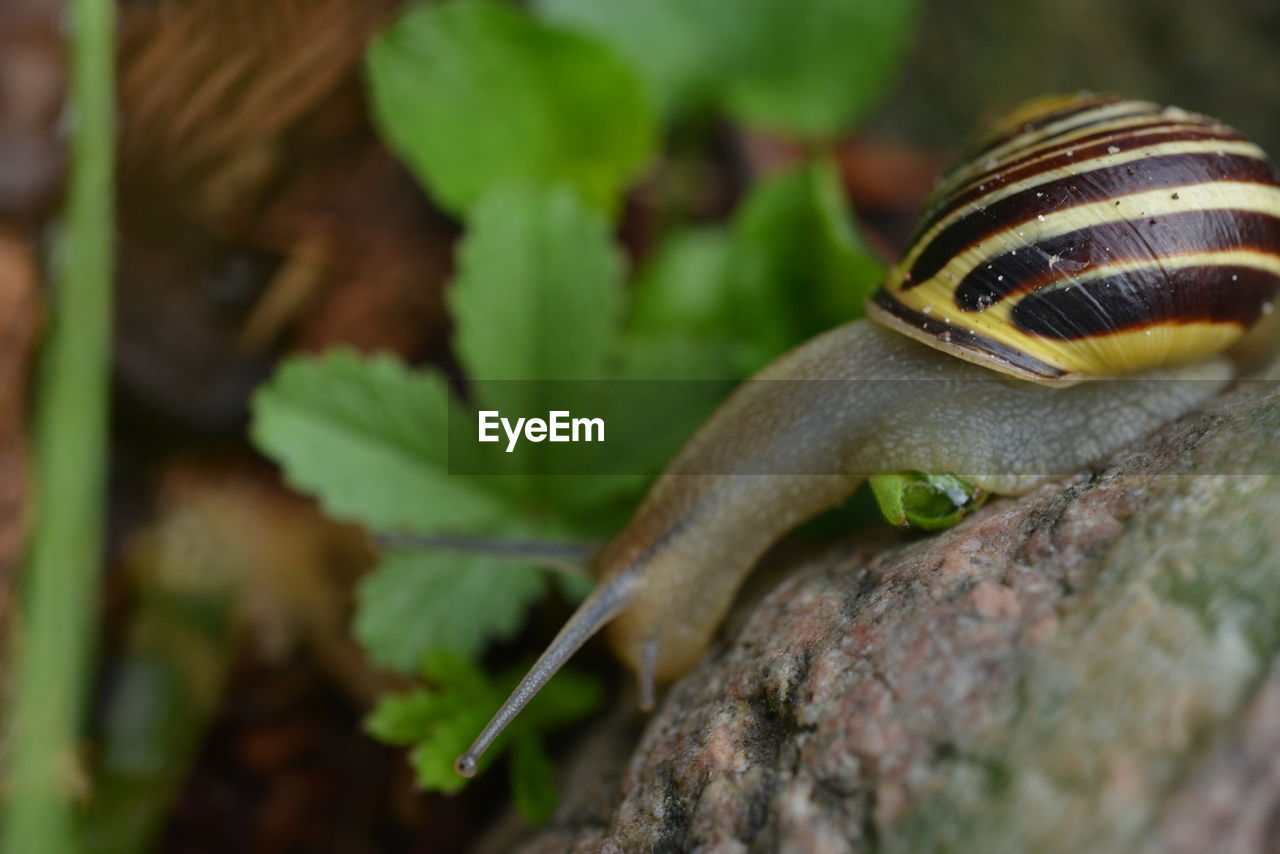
[869,93,1280,382]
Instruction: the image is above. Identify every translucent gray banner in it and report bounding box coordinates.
[446,378,1278,478]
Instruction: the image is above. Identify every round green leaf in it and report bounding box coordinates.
[366,0,657,215]
[717,0,921,137]
[250,351,510,533]
[537,0,920,138]
[355,549,547,673]
[536,0,716,117]
[449,185,625,387]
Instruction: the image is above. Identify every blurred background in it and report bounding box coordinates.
[3,0,1280,851]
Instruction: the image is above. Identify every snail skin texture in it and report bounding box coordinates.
[454,93,1280,776]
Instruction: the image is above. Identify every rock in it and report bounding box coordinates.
[506,376,1280,853]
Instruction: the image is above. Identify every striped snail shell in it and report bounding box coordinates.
[869,93,1280,383]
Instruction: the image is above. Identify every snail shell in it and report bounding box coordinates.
[869,93,1280,382]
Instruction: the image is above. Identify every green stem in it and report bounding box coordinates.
[3,0,115,848]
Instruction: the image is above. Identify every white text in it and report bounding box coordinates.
[477,410,605,453]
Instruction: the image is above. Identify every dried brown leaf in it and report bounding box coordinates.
[119,0,399,227]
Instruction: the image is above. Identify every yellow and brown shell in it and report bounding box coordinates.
[869,93,1280,382]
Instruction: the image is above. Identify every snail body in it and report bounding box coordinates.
[455,95,1280,776]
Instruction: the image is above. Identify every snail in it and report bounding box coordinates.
[453,93,1280,776]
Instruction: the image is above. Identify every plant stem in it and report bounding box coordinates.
[3,0,115,848]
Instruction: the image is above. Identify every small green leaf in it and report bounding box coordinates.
[355,549,547,673]
[450,185,626,389]
[419,647,494,696]
[409,711,493,794]
[368,652,505,787]
[728,159,886,372]
[870,473,909,527]
[366,1,657,214]
[366,691,452,746]
[625,165,884,381]
[717,0,921,137]
[870,472,986,531]
[509,735,558,823]
[366,651,603,818]
[536,0,919,137]
[628,227,735,339]
[517,664,606,730]
[448,184,629,492]
[622,226,747,381]
[534,0,715,118]
[250,351,510,533]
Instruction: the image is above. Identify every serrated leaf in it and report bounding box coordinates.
[729,159,886,372]
[366,0,657,215]
[448,184,628,490]
[366,691,452,746]
[367,651,603,813]
[250,351,510,533]
[717,0,920,137]
[355,549,547,673]
[509,735,558,823]
[617,336,740,383]
[367,652,502,778]
[534,0,715,118]
[451,184,625,387]
[419,647,494,696]
[517,665,606,731]
[538,0,919,138]
[409,710,493,794]
[735,159,884,332]
[628,227,735,340]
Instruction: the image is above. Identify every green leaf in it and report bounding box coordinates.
[251,350,510,533]
[366,691,452,746]
[450,184,626,387]
[552,570,595,604]
[728,159,886,372]
[517,663,606,730]
[870,473,909,527]
[355,549,548,673]
[717,0,920,137]
[366,651,603,816]
[509,735,558,823]
[538,0,919,137]
[624,187,882,379]
[628,227,735,341]
[870,472,986,531]
[366,0,657,215]
[534,0,714,118]
[420,647,494,696]
[368,652,504,789]
[620,226,741,383]
[448,184,629,491]
[734,159,884,334]
[409,710,492,794]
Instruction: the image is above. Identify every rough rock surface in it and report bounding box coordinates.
[498,375,1280,854]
